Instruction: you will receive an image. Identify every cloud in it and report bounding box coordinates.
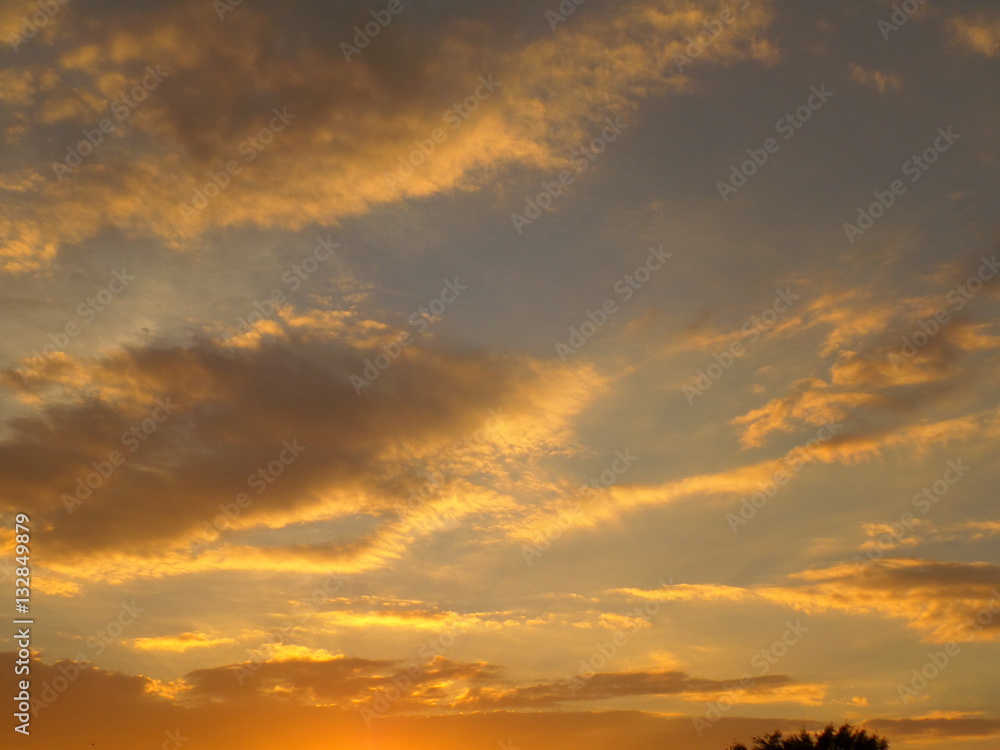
[729,379,873,449]
[142,652,824,713]
[705,257,1000,463]
[0,0,779,272]
[313,606,496,633]
[0,650,841,750]
[861,519,1000,552]
[849,64,903,93]
[513,399,994,536]
[133,632,238,652]
[456,671,824,709]
[0,326,605,582]
[455,670,824,710]
[1,646,824,722]
[179,653,491,708]
[949,11,1000,57]
[867,714,1000,740]
[616,559,1000,643]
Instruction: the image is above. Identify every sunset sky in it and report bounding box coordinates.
[1,0,999,748]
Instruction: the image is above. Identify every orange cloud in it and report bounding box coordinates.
[619,559,1000,644]
[949,11,1000,57]
[0,0,780,272]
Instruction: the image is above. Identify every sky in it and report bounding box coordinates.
[0,0,999,748]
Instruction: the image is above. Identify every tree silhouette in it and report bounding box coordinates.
[728,723,889,750]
